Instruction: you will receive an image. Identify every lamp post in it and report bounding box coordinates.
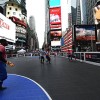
[91,30,93,51]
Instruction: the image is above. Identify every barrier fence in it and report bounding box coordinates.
[7,52,100,66]
[58,52,100,66]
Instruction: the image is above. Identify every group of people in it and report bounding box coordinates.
[39,49,51,64]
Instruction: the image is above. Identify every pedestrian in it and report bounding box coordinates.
[67,50,72,61]
[46,51,51,64]
[39,49,46,64]
[0,39,14,90]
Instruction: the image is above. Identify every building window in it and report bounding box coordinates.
[19,14,21,17]
[12,3,14,6]
[9,7,12,10]
[15,8,17,11]
[8,12,10,14]
[13,12,16,15]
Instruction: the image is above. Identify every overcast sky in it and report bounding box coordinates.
[26,0,45,48]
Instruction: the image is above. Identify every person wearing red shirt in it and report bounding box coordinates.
[0,39,14,90]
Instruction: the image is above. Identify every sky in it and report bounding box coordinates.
[26,0,45,48]
[71,0,76,8]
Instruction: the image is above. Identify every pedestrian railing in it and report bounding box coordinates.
[58,52,100,66]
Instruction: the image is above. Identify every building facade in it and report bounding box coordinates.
[0,0,27,50]
[28,16,39,51]
[76,0,87,24]
[86,0,98,24]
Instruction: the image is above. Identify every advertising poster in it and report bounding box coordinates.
[49,0,60,7]
[74,25,97,41]
[93,1,100,24]
[50,29,62,41]
[0,13,16,43]
[93,1,100,42]
[85,53,100,63]
[51,40,61,46]
[50,7,61,29]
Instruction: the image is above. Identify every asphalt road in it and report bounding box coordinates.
[7,56,100,100]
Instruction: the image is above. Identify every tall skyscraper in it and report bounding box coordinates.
[76,0,87,24]
[44,0,50,44]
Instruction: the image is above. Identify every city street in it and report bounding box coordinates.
[3,56,100,100]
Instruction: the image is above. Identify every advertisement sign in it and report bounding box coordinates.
[50,7,61,29]
[93,1,100,24]
[49,0,60,7]
[74,25,97,41]
[0,13,16,43]
[16,26,26,34]
[50,30,62,37]
[85,53,100,63]
[51,40,61,46]
[61,37,64,46]
[93,1,100,42]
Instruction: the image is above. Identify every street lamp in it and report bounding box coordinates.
[91,30,93,51]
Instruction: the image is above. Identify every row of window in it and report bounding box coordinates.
[9,7,18,11]
[7,12,21,17]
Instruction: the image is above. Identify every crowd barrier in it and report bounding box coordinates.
[7,53,34,58]
[7,52,100,66]
[58,52,100,66]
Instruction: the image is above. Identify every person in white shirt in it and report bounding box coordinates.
[39,49,46,64]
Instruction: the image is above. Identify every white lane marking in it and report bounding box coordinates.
[8,74,52,100]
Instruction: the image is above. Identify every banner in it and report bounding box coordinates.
[50,7,61,29]
[50,30,62,41]
[74,25,97,41]
[49,0,60,7]
[0,13,16,43]
[93,1,100,24]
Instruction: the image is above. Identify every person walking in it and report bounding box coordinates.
[46,51,51,64]
[0,39,14,90]
[67,50,72,61]
[39,49,46,64]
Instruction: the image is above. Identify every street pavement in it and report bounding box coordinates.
[6,56,100,100]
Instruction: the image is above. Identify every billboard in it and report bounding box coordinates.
[50,30,62,37]
[0,13,16,43]
[49,0,60,7]
[93,1,100,24]
[74,25,97,41]
[93,1,100,41]
[50,7,61,29]
[51,40,61,46]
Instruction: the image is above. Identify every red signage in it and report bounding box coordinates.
[50,30,62,37]
[50,7,61,29]
[0,19,10,30]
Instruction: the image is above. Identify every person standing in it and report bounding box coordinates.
[39,49,46,64]
[46,51,51,64]
[0,39,14,90]
[67,50,72,61]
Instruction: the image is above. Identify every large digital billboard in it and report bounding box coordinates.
[49,0,60,7]
[93,1,100,42]
[50,7,61,29]
[93,1,100,24]
[51,40,61,46]
[0,13,16,43]
[50,30,62,39]
[74,25,97,41]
